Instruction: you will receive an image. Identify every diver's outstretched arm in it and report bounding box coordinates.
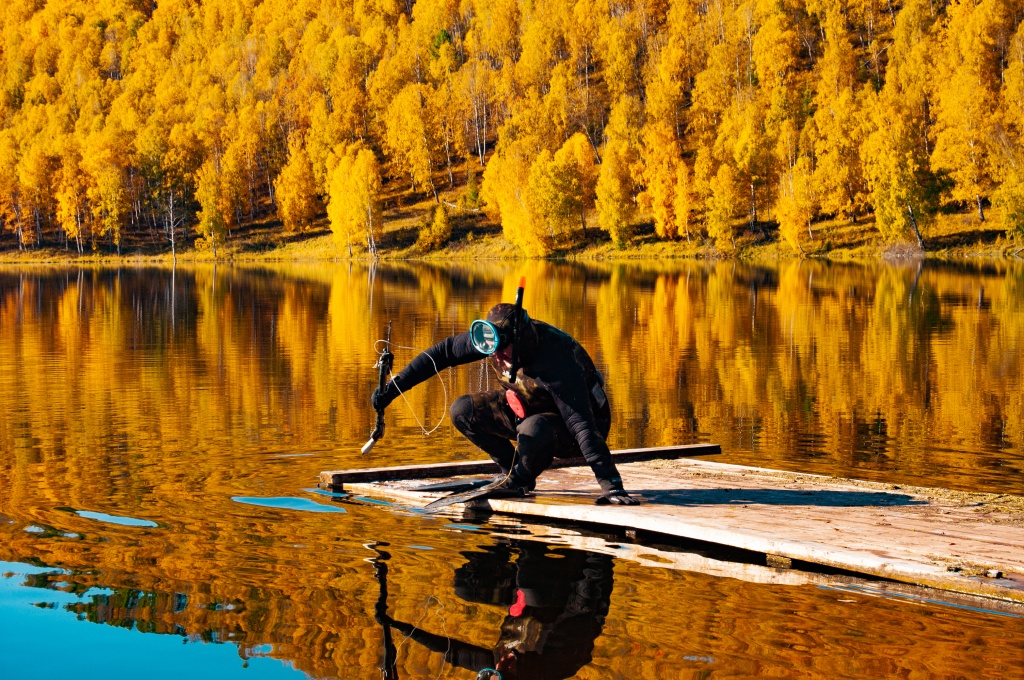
[372,333,484,410]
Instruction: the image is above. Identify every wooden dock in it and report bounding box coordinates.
[322,452,1024,604]
[320,443,721,488]
[482,515,1024,616]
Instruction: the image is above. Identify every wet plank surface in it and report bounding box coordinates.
[339,458,1024,603]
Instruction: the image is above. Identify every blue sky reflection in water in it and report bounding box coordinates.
[0,563,303,680]
[0,261,1023,678]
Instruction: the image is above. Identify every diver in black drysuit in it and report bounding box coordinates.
[372,303,638,504]
[377,542,614,679]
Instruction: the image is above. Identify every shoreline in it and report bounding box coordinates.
[1,211,1021,267]
[0,236,1018,267]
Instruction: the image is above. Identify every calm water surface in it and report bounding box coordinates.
[1,260,1023,678]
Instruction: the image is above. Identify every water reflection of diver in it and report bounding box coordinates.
[376,542,614,680]
[371,280,637,505]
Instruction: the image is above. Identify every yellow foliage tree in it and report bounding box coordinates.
[808,7,868,222]
[672,161,697,243]
[553,133,598,239]
[482,133,548,255]
[930,0,1004,221]
[480,99,552,255]
[384,83,436,200]
[194,160,229,256]
[641,121,680,239]
[82,128,130,255]
[707,163,739,250]
[328,144,382,257]
[55,138,89,253]
[596,139,635,249]
[275,138,320,233]
[776,155,816,253]
[860,0,939,246]
[862,97,929,246]
[527,133,598,245]
[0,131,25,249]
[994,23,1024,240]
[417,203,452,251]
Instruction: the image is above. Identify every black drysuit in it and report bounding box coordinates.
[386,319,625,492]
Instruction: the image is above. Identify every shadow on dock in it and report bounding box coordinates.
[597,488,927,507]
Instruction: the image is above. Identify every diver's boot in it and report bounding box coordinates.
[485,464,536,498]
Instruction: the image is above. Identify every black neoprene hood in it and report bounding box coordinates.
[484,303,528,350]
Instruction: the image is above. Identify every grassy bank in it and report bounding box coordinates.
[1,182,1021,266]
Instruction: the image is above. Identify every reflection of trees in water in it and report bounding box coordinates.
[2,517,1019,678]
[13,571,242,650]
[6,540,614,680]
[0,259,1021,508]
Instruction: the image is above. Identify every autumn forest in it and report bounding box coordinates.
[1,0,1024,258]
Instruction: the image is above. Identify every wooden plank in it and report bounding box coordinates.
[493,519,1024,616]
[344,457,1024,604]
[319,443,719,488]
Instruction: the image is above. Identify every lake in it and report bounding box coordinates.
[1,260,1022,679]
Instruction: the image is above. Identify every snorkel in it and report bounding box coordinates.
[508,277,525,380]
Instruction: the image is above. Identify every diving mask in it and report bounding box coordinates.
[469,319,504,355]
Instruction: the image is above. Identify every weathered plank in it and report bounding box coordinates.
[319,443,719,488]
[344,457,1024,604]
[489,517,1024,617]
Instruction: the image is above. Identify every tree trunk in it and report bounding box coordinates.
[34,207,42,247]
[976,194,985,222]
[906,204,924,248]
[168,190,178,266]
[15,204,23,251]
[265,157,275,206]
[473,99,484,166]
[749,182,762,236]
[481,100,488,166]
[444,137,454,186]
[365,202,377,258]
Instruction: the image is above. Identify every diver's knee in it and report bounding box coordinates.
[516,415,557,453]
[450,395,475,433]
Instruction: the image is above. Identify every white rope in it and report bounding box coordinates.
[373,339,449,436]
[394,595,451,680]
[373,337,519,489]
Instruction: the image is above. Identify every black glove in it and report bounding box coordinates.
[596,478,638,505]
[371,380,399,411]
[596,489,640,505]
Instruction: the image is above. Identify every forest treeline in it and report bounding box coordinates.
[2,0,1024,258]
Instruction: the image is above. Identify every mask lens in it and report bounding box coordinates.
[469,320,500,355]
